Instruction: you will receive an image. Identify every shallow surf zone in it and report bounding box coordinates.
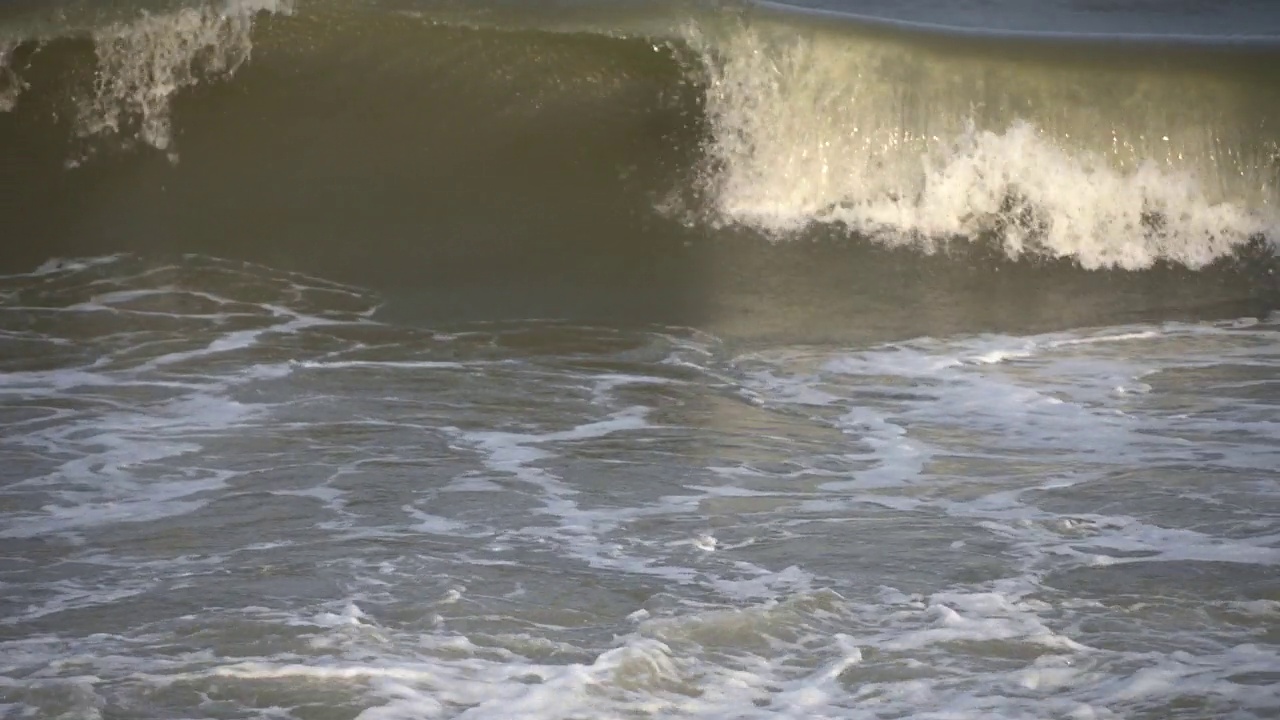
[0,0,1277,275]
[0,254,1278,719]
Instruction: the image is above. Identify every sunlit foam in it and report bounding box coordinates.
[683,18,1280,269]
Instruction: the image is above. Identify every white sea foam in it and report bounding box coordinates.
[729,319,1280,597]
[71,582,1264,720]
[76,0,293,154]
[0,256,386,540]
[0,41,24,112]
[685,19,1279,269]
[293,360,473,371]
[21,254,128,277]
[3,259,1277,719]
[0,387,251,537]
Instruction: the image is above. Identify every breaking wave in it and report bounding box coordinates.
[0,0,1277,270]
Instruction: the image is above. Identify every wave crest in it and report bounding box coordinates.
[687,16,1280,268]
[71,0,291,157]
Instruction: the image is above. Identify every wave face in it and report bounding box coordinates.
[0,0,1278,275]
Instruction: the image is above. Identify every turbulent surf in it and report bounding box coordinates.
[2,3,1280,719]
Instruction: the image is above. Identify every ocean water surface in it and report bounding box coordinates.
[1,1,1278,718]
